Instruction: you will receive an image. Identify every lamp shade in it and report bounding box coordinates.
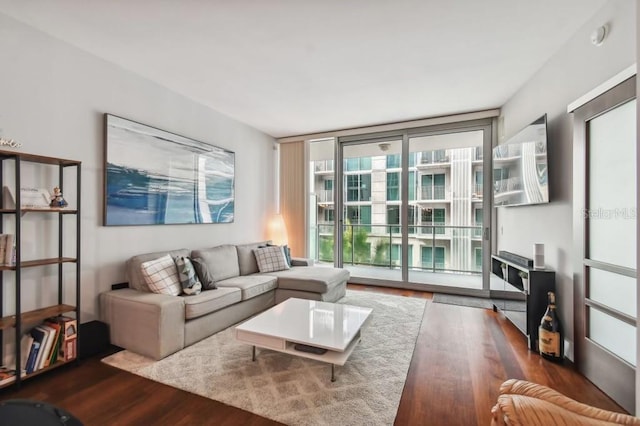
[267,214,289,246]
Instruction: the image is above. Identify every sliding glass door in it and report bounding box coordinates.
[332,120,493,293]
[407,129,488,290]
[339,138,404,282]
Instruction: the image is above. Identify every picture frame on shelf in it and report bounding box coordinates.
[3,186,53,209]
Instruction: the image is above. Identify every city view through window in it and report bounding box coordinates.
[309,131,486,287]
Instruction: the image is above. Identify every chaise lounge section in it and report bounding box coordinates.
[100,241,349,360]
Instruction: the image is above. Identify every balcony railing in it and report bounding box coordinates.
[419,150,449,165]
[316,223,482,274]
[314,160,334,173]
[494,177,522,194]
[473,184,483,199]
[421,185,447,200]
[316,189,334,203]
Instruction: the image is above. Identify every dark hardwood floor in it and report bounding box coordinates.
[0,284,626,425]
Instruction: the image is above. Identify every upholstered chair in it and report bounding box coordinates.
[491,379,640,426]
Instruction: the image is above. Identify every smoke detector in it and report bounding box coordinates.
[590,25,607,47]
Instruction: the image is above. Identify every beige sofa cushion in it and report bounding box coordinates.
[191,245,240,282]
[236,241,269,276]
[183,287,242,320]
[265,266,350,293]
[126,249,190,292]
[216,274,278,300]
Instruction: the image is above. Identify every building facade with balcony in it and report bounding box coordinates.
[311,146,483,275]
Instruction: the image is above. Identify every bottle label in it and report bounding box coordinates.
[539,327,560,356]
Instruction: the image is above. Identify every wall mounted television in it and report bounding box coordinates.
[493,114,549,207]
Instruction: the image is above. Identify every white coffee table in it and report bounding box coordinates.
[235,298,372,381]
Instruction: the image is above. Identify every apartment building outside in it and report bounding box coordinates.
[310,145,484,278]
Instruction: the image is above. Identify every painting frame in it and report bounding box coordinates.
[103,114,235,226]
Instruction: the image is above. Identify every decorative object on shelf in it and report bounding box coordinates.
[518,270,529,292]
[533,243,545,269]
[500,262,507,279]
[0,234,15,265]
[13,187,51,209]
[0,137,22,149]
[49,186,68,208]
[104,114,235,226]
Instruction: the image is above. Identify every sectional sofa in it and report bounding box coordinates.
[100,241,350,360]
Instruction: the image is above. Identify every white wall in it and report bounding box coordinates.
[0,13,276,334]
[498,0,635,361]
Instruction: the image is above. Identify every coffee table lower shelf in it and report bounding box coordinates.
[235,329,362,382]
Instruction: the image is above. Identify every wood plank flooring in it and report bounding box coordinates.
[0,284,627,425]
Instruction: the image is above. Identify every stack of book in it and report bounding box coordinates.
[0,233,15,265]
[22,316,77,375]
[0,366,24,386]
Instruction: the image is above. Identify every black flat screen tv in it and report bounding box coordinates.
[493,114,549,207]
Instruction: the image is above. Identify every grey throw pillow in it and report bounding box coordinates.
[254,246,290,273]
[191,257,217,290]
[174,256,202,295]
[259,243,292,267]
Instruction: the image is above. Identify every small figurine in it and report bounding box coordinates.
[50,186,68,208]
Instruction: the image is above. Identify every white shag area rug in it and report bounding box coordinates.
[102,290,427,425]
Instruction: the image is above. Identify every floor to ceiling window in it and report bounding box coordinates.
[307,119,493,294]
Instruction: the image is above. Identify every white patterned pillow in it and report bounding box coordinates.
[253,246,290,273]
[141,254,182,296]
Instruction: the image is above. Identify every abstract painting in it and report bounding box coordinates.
[104,114,234,226]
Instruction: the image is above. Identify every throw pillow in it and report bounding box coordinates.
[140,254,182,296]
[253,245,290,273]
[174,256,202,295]
[191,257,217,290]
[282,244,292,267]
[259,243,292,267]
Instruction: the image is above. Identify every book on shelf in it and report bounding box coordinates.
[46,315,77,362]
[0,233,15,265]
[20,334,34,371]
[43,320,62,365]
[25,340,41,374]
[39,325,57,369]
[31,326,49,371]
[0,366,24,386]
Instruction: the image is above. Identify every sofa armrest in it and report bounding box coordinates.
[100,288,185,360]
[492,380,640,426]
[291,257,314,267]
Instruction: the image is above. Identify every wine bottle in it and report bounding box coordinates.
[539,291,563,362]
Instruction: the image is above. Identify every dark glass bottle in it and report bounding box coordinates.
[539,291,563,362]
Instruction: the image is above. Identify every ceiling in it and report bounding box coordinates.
[0,1,606,138]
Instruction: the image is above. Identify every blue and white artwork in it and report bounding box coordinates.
[104,114,234,226]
